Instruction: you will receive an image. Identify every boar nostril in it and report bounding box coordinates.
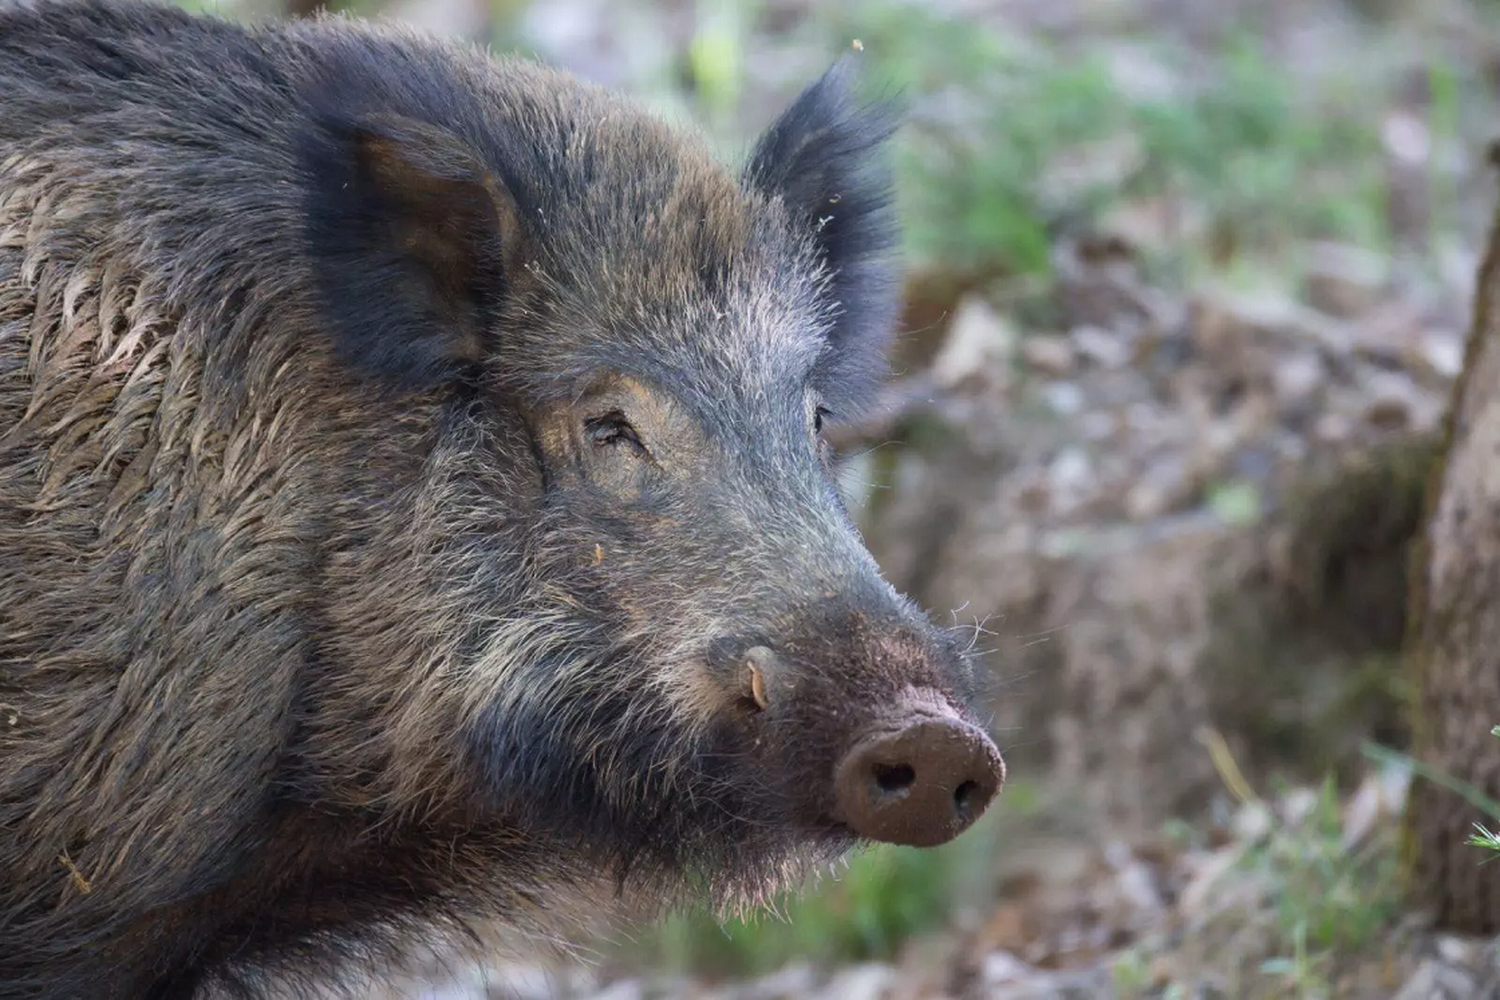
[954,779,979,815]
[832,696,1004,849]
[872,762,915,795]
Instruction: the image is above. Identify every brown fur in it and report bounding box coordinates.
[0,2,993,997]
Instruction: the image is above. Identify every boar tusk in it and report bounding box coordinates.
[745,660,769,711]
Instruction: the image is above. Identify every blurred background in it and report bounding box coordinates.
[181,0,1500,996]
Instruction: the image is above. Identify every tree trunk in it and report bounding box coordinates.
[1406,164,1500,933]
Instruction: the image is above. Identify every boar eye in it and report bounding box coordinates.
[585,411,644,452]
[814,405,832,435]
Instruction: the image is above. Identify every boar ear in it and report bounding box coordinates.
[299,112,531,389]
[743,56,903,394]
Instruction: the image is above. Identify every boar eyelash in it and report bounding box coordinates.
[584,411,645,451]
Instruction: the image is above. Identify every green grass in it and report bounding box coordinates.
[659,0,1500,298]
[1108,770,1405,1000]
[1251,777,1402,970]
[1465,727,1500,857]
[612,780,1042,980]
[796,4,1452,289]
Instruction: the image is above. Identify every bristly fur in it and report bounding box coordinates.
[743,56,904,421]
[0,2,992,998]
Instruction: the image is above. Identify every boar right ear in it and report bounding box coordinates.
[743,56,903,407]
[298,112,531,390]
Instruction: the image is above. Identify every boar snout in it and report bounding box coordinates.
[831,691,1004,848]
[718,620,1004,847]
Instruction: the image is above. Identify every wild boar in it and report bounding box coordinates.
[0,1,1006,996]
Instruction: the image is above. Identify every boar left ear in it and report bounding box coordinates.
[299,112,532,390]
[743,55,903,380]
